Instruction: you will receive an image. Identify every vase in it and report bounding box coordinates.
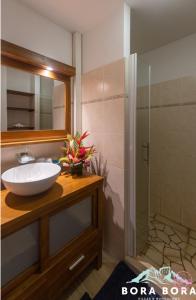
[70,162,83,176]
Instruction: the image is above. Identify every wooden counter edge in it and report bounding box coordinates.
[1,174,104,237]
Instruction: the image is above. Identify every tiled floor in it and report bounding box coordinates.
[59,216,196,299]
[138,214,196,284]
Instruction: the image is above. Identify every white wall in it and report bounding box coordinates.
[82,2,130,73]
[2,0,72,65]
[140,33,196,84]
[1,0,72,169]
[73,32,82,133]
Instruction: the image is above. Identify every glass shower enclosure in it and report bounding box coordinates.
[126,51,196,280]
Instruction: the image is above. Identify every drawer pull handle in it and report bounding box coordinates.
[69,255,85,271]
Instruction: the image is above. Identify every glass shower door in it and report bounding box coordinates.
[136,57,151,255]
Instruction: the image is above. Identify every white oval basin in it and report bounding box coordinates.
[1,163,61,196]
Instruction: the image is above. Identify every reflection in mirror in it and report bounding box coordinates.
[1,66,66,131]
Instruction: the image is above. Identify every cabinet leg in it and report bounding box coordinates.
[96,250,102,270]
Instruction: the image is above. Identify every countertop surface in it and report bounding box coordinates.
[1,174,103,233]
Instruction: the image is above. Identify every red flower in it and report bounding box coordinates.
[78,147,86,158]
[60,132,95,166]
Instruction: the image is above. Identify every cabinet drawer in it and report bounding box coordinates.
[47,239,99,299]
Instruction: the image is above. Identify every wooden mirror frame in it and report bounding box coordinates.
[1,40,75,147]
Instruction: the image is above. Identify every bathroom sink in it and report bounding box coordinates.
[1,163,61,196]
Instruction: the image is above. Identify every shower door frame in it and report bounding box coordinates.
[125,53,151,258]
[125,53,137,258]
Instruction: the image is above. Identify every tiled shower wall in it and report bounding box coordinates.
[82,59,126,259]
[139,76,196,231]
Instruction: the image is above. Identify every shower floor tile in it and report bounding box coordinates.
[138,214,196,283]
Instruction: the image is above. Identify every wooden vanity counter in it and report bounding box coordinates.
[1,174,103,237]
[1,174,104,300]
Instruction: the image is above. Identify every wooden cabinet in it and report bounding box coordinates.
[1,175,103,300]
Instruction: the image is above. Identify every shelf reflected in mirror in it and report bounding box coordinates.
[1,66,66,132]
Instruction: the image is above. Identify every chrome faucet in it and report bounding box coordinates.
[16,152,35,164]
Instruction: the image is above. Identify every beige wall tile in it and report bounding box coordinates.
[105,164,124,214]
[180,76,196,104]
[84,132,104,155]
[160,106,196,133]
[150,83,196,231]
[103,59,125,99]
[161,181,183,223]
[82,67,103,102]
[82,73,91,102]
[82,102,104,134]
[103,98,124,134]
[159,78,181,105]
[150,172,162,198]
[103,133,124,169]
[181,176,196,231]
[81,59,126,259]
[136,109,149,142]
[137,87,142,108]
[150,194,161,216]
[150,83,161,107]
[103,164,125,259]
[151,76,196,107]
[182,197,196,231]
[136,108,149,231]
[137,86,149,108]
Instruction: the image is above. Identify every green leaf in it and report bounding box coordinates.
[75,132,81,139]
[59,157,69,163]
[70,139,79,153]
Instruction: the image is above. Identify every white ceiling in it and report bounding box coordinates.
[19,0,123,33]
[19,0,196,53]
[129,0,196,53]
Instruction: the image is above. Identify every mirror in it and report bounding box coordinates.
[1,66,66,131]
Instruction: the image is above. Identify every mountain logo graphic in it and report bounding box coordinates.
[127,266,192,287]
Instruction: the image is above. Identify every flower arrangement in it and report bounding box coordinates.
[59,131,96,175]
